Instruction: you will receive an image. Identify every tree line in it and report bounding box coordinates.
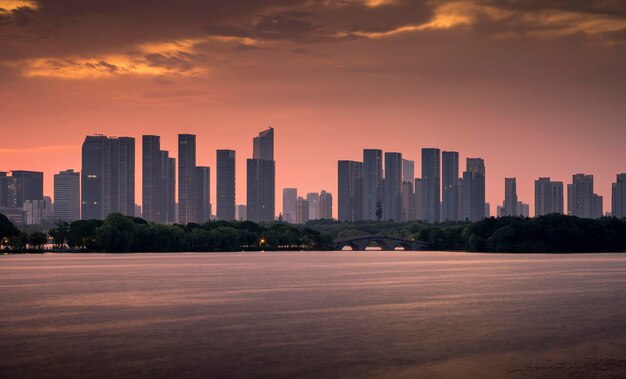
[1,212,625,253]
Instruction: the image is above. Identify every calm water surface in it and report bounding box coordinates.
[1,251,626,378]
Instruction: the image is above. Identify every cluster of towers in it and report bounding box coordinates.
[2,132,626,226]
[337,149,488,223]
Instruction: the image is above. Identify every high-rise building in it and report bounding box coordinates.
[23,200,45,225]
[81,135,135,220]
[612,174,626,219]
[235,204,247,221]
[296,197,309,224]
[160,151,176,224]
[247,128,275,223]
[442,151,459,222]
[402,159,415,184]
[568,174,602,219]
[306,192,320,220]
[338,160,363,222]
[178,134,197,224]
[363,149,383,221]
[414,178,423,221]
[384,152,402,222]
[485,202,491,218]
[195,166,211,222]
[535,177,564,216]
[142,135,163,222]
[53,169,80,222]
[319,190,333,220]
[421,148,441,223]
[282,188,297,224]
[11,170,44,207]
[0,172,18,209]
[462,158,486,222]
[401,181,414,221]
[503,178,518,217]
[216,150,236,221]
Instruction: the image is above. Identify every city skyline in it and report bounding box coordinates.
[1,1,625,220]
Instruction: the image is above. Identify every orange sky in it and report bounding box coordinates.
[1,0,625,217]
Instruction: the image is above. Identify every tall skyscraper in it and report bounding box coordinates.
[178,134,197,224]
[247,128,275,223]
[421,148,441,223]
[612,174,626,219]
[81,135,135,220]
[282,188,297,223]
[319,190,333,220]
[535,177,564,216]
[402,159,415,184]
[54,169,80,222]
[363,149,383,221]
[338,160,363,222]
[160,151,176,224]
[568,174,602,219]
[0,172,18,209]
[216,150,236,220]
[295,197,309,224]
[195,166,211,222]
[503,178,518,216]
[442,151,459,222]
[462,158,486,222]
[142,135,162,222]
[384,152,402,222]
[307,192,320,220]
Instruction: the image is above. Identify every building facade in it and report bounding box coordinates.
[319,190,333,220]
[535,177,564,216]
[612,174,626,219]
[216,150,236,221]
[383,152,402,222]
[282,188,297,224]
[421,148,441,223]
[54,169,80,222]
[338,160,363,222]
[363,149,383,221]
[442,151,459,222]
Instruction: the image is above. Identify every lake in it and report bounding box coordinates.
[1,251,626,378]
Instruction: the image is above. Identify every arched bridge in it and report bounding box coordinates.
[325,236,427,251]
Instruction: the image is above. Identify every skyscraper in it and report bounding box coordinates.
[296,197,309,224]
[462,158,486,222]
[216,150,236,220]
[247,128,275,223]
[54,169,80,222]
[503,178,518,217]
[363,149,383,221]
[160,151,176,224]
[11,170,44,208]
[535,177,564,216]
[384,152,402,222]
[0,172,18,209]
[142,135,162,222]
[338,160,363,222]
[421,148,441,223]
[282,188,297,224]
[568,174,602,219]
[442,151,459,222]
[319,190,333,220]
[195,166,211,222]
[612,174,626,219]
[307,192,320,220]
[402,159,415,184]
[81,135,135,220]
[178,134,197,224]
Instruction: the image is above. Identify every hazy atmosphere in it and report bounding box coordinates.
[1,0,625,216]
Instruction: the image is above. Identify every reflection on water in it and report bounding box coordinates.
[1,252,626,378]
